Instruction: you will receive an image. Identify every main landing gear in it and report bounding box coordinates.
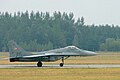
[37,61,42,67]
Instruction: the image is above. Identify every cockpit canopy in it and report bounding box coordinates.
[65,46,80,50]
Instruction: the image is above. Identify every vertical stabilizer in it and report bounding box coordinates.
[8,40,30,58]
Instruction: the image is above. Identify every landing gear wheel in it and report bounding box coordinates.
[60,57,64,67]
[60,63,64,67]
[37,61,42,67]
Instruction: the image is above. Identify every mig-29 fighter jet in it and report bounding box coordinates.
[8,41,97,67]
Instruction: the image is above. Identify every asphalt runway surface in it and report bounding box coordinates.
[0,64,120,68]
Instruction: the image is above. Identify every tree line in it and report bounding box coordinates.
[0,11,120,52]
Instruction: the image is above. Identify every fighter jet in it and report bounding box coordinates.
[8,40,97,67]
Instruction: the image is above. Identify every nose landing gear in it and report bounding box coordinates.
[37,61,42,67]
[60,57,64,67]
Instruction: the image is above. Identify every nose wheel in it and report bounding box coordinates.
[60,57,64,67]
[37,61,42,67]
[60,63,64,67]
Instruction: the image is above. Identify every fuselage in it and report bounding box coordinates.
[10,46,96,62]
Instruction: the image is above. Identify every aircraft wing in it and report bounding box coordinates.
[0,53,71,59]
[22,54,46,58]
[22,52,77,58]
[22,51,96,58]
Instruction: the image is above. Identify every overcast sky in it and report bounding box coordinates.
[0,0,120,25]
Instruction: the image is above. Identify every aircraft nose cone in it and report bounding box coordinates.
[89,51,97,56]
[83,50,97,56]
[90,52,97,56]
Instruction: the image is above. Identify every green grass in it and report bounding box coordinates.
[0,68,120,80]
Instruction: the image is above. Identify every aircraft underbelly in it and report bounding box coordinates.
[10,56,62,62]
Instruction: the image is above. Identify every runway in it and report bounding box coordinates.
[0,64,120,68]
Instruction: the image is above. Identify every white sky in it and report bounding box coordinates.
[0,0,120,25]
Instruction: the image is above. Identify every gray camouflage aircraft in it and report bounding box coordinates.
[8,41,97,67]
